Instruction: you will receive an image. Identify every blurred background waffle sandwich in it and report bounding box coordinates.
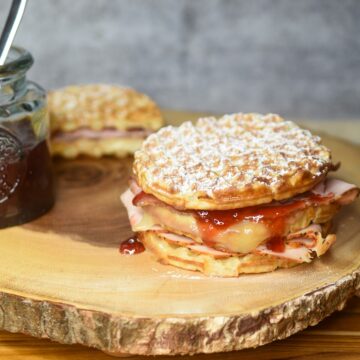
[122,113,359,277]
[48,84,164,158]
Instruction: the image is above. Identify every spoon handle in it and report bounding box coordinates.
[0,0,27,66]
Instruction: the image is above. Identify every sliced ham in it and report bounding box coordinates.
[158,231,232,258]
[256,224,322,262]
[286,224,321,248]
[52,127,152,142]
[188,244,232,259]
[312,178,359,205]
[123,178,358,239]
[120,189,144,227]
[129,178,143,196]
[159,228,325,263]
[120,189,161,231]
[154,223,336,263]
[289,223,337,258]
[130,178,358,210]
[255,244,313,263]
[132,190,163,207]
[286,237,316,249]
[256,223,336,262]
[160,232,196,246]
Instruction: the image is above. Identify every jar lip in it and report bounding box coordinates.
[0,46,33,76]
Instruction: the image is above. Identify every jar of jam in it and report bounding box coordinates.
[0,46,54,228]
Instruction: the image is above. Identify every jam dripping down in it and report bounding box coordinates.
[119,236,145,255]
[265,236,286,252]
[132,191,147,206]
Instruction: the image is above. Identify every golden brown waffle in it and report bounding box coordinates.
[48,84,164,158]
[134,113,333,210]
[139,231,298,277]
[48,84,163,132]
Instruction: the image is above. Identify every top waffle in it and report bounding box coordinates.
[48,84,163,132]
[133,113,333,210]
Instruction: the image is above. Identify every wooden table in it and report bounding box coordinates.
[0,111,359,359]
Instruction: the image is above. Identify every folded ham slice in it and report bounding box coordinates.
[52,128,153,142]
[131,178,359,209]
[159,232,232,258]
[312,178,359,205]
[155,223,335,263]
[121,189,144,227]
[256,223,336,262]
[159,232,195,246]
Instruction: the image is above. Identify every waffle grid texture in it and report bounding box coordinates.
[134,113,332,210]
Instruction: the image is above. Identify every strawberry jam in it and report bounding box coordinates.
[194,192,332,252]
[132,191,149,206]
[265,236,286,252]
[0,46,55,228]
[0,125,54,228]
[120,236,145,255]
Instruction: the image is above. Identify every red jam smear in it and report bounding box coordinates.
[132,191,149,206]
[194,192,333,253]
[266,236,286,252]
[119,236,145,255]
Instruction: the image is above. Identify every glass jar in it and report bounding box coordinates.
[0,46,54,228]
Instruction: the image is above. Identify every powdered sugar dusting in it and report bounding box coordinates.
[134,113,332,205]
[48,84,163,132]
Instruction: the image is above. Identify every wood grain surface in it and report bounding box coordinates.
[2,297,360,359]
[0,111,359,358]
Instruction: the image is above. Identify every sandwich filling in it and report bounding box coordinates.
[121,178,359,262]
[52,127,153,142]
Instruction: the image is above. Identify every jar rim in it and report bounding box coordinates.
[0,46,33,76]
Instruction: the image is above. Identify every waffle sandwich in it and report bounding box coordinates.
[48,84,163,158]
[121,113,359,277]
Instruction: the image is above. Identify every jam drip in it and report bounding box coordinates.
[132,191,147,206]
[265,236,286,252]
[120,236,145,255]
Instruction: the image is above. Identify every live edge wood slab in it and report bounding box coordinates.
[0,111,359,357]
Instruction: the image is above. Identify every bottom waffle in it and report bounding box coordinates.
[139,231,300,277]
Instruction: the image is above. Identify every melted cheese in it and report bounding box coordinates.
[214,222,269,253]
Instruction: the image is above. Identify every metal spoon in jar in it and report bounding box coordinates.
[0,0,27,66]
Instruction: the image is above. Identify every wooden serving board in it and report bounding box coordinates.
[0,111,359,356]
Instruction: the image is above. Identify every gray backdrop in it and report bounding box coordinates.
[1,0,360,118]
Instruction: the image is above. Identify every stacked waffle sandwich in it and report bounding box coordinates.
[122,113,359,276]
[48,84,163,158]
